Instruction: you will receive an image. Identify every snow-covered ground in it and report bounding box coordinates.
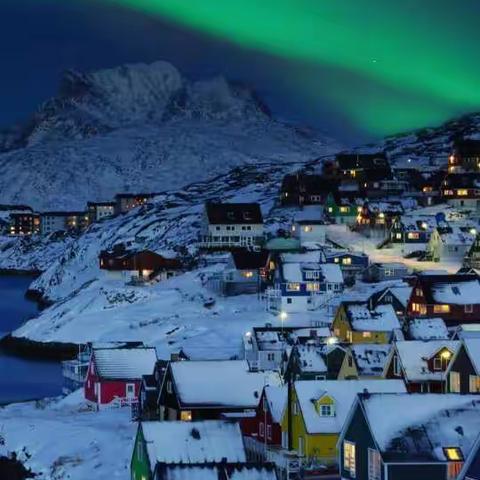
[0,390,136,479]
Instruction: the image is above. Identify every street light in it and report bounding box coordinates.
[326,336,338,345]
[279,311,288,335]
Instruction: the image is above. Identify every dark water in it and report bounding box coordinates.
[0,275,63,404]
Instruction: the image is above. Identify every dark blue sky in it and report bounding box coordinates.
[0,0,362,142]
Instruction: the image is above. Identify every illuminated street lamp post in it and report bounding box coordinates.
[279,310,288,336]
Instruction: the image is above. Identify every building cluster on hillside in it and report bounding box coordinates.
[57,138,480,480]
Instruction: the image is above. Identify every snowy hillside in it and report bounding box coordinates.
[0,61,339,210]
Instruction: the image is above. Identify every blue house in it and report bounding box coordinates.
[325,250,369,279]
[265,251,344,313]
[390,214,437,244]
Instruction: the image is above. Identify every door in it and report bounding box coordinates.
[126,383,135,399]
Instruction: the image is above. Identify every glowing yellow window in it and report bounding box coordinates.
[287,283,301,291]
[180,410,192,421]
[242,271,254,278]
[407,232,420,240]
[444,447,463,461]
[434,304,451,314]
[306,283,320,291]
[328,207,333,213]
[340,206,349,213]
[342,257,352,265]
[457,189,468,196]
[303,226,312,232]
[362,332,372,338]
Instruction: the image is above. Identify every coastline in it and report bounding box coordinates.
[0,334,78,360]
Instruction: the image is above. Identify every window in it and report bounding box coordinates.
[293,401,299,416]
[242,271,254,279]
[180,410,192,421]
[334,257,339,263]
[319,404,334,416]
[344,441,356,477]
[267,353,275,362]
[465,304,473,313]
[384,269,394,277]
[315,375,326,380]
[215,226,221,231]
[457,189,468,196]
[306,283,320,292]
[368,448,381,480]
[395,233,402,240]
[434,304,451,314]
[407,232,420,240]
[287,283,301,291]
[342,257,352,265]
[267,425,272,440]
[450,372,461,393]
[469,375,480,393]
[287,298,292,304]
[282,431,288,449]
[444,447,464,461]
[166,380,173,394]
[303,225,312,233]
[340,206,350,213]
[416,288,423,297]
[433,358,443,371]
[363,332,372,338]
[259,422,265,438]
[393,356,401,376]
[298,436,304,456]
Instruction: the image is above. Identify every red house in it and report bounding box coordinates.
[241,385,286,448]
[84,345,157,406]
[407,274,480,326]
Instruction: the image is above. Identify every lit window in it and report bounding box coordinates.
[344,441,356,477]
[368,448,381,480]
[434,304,450,314]
[469,375,480,393]
[306,283,320,292]
[328,207,333,213]
[395,233,402,239]
[340,206,350,213]
[457,189,468,196]
[450,372,460,393]
[465,304,473,313]
[334,257,339,263]
[242,271,254,278]
[342,257,352,265]
[287,283,301,291]
[444,447,463,461]
[363,332,372,338]
[407,232,420,240]
[180,410,192,421]
[303,225,312,233]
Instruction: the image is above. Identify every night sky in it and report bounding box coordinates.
[2,0,480,143]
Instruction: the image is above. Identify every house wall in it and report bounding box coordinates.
[339,404,381,480]
[293,223,326,245]
[448,345,478,394]
[131,426,153,480]
[386,463,446,480]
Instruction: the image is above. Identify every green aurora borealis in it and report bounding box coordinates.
[107,0,480,136]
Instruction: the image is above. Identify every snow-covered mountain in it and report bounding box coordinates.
[0,61,339,210]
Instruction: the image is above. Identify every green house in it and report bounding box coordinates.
[324,193,358,225]
[131,420,247,480]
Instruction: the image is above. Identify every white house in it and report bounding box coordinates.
[40,211,89,235]
[199,202,264,249]
[291,207,327,246]
[428,227,475,262]
[87,201,116,222]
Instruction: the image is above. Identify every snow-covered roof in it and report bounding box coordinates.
[281,261,343,284]
[295,379,406,434]
[157,464,278,480]
[170,360,280,407]
[408,318,449,340]
[294,206,324,222]
[385,286,413,308]
[264,385,287,423]
[361,394,480,461]
[437,227,475,246]
[280,251,324,264]
[141,420,246,465]
[255,330,285,351]
[395,340,460,381]
[350,344,391,376]
[431,280,480,305]
[294,345,328,373]
[463,338,480,374]
[93,346,157,380]
[346,304,400,332]
[319,263,344,284]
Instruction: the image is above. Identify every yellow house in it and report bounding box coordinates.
[332,301,401,344]
[280,379,407,467]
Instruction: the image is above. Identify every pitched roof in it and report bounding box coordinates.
[463,338,480,374]
[295,379,406,434]
[141,420,246,465]
[170,360,280,408]
[264,385,287,423]
[231,249,269,270]
[394,340,459,381]
[205,203,263,224]
[416,274,480,305]
[361,393,480,462]
[346,304,400,332]
[350,344,391,376]
[92,346,157,380]
[408,318,449,340]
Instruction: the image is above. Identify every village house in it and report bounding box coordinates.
[364,262,409,283]
[453,323,480,340]
[87,201,116,223]
[199,202,264,249]
[449,138,480,173]
[114,192,158,214]
[332,302,401,344]
[350,344,392,378]
[0,204,33,234]
[407,317,450,340]
[384,340,459,393]
[84,344,157,407]
[325,249,369,280]
[335,152,392,188]
[208,248,270,296]
[291,207,327,246]
[157,360,280,421]
[445,338,480,394]
[367,284,413,318]
[265,251,344,313]
[9,211,40,235]
[281,379,406,471]
[283,343,358,382]
[427,226,476,263]
[406,273,480,325]
[389,214,436,244]
[356,201,404,237]
[280,173,337,206]
[243,326,331,372]
[324,193,359,225]
[99,246,181,282]
[242,384,287,451]
[130,420,248,480]
[441,173,480,211]
[40,211,89,235]
[339,393,480,480]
